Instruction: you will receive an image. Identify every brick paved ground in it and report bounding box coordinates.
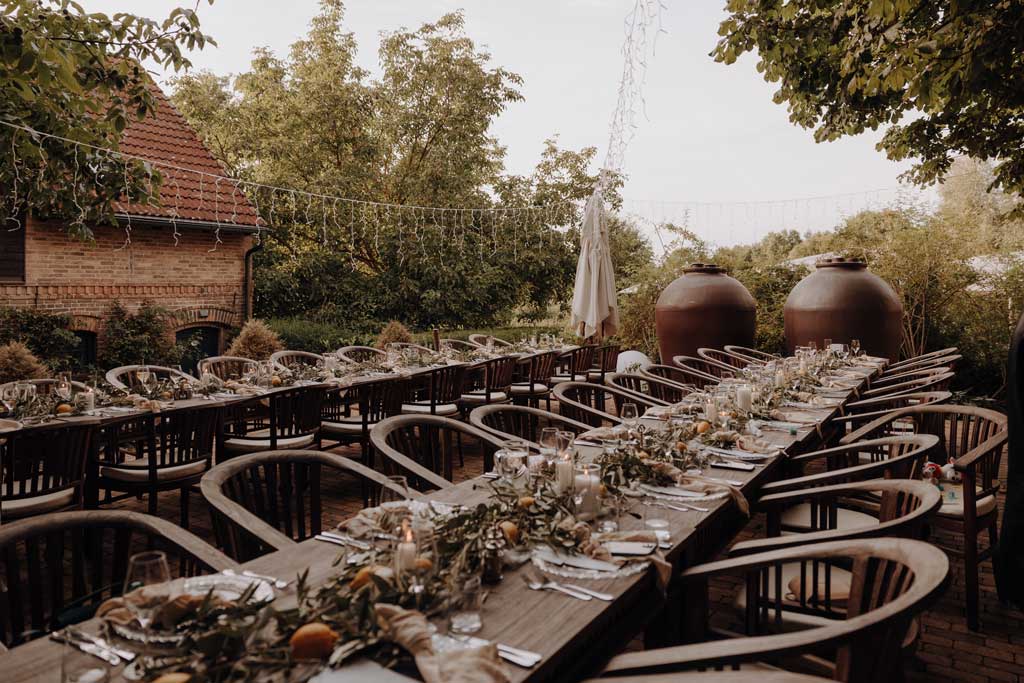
[108,438,1024,682]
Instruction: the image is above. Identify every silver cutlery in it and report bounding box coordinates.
[317,531,371,550]
[644,498,709,513]
[554,582,613,601]
[51,629,122,666]
[521,573,592,600]
[700,475,744,487]
[223,568,289,589]
[70,628,136,661]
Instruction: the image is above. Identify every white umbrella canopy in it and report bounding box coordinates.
[571,191,619,339]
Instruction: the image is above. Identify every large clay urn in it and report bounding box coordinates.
[784,257,903,360]
[655,263,756,362]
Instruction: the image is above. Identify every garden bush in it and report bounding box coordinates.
[375,321,413,349]
[227,319,284,360]
[0,307,79,371]
[0,341,49,383]
[97,302,184,369]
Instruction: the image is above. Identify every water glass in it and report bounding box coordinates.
[380,475,410,504]
[620,402,639,431]
[539,427,559,465]
[495,446,528,486]
[642,502,669,532]
[123,551,171,636]
[555,430,575,460]
[62,639,110,683]
[449,576,484,634]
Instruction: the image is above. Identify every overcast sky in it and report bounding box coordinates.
[82,0,924,248]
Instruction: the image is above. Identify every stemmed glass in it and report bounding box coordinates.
[135,367,155,395]
[539,427,559,467]
[850,339,861,357]
[620,402,639,436]
[380,475,410,504]
[55,373,73,402]
[123,551,171,646]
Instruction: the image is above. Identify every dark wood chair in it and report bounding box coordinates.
[1,422,93,520]
[105,364,197,391]
[587,344,621,384]
[335,345,386,364]
[95,402,219,529]
[606,372,692,404]
[201,449,418,562]
[198,355,256,381]
[553,381,661,427]
[469,333,512,347]
[391,342,435,354]
[859,371,955,399]
[551,345,598,385]
[220,385,324,458]
[699,347,749,371]
[641,364,704,392]
[441,338,482,351]
[886,347,958,374]
[370,415,507,489]
[842,404,1007,630]
[835,391,952,436]
[672,355,732,384]
[878,353,961,378]
[870,366,951,389]
[509,350,559,409]
[596,538,949,682]
[724,345,776,365]
[469,404,592,447]
[0,510,234,647]
[459,356,517,414]
[269,350,324,372]
[402,364,466,417]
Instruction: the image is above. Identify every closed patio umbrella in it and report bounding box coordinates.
[571,191,619,340]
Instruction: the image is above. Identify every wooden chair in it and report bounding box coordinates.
[886,347,958,374]
[469,404,592,447]
[553,381,661,427]
[469,333,511,347]
[370,415,507,489]
[335,345,386,364]
[105,364,197,391]
[1,422,93,520]
[878,354,961,378]
[689,351,741,375]
[94,402,219,529]
[509,350,559,409]
[725,345,776,364]
[699,347,750,371]
[551,345,598,385]
[606,372,692,404]
[587,344,621,384]
[835,391,952,435]
[842,404,1007,630]
[596,538,949,682]
[440,338,482,351]
[459,356,517,413]
[201,450,418,562]
[390,342,435,354]
[641,364,704,392]
[269,350,324,372]
[859,371,954,399]
[0,510,234,647]
[402,364,466,417]
[870,366,951,389]
[672,355,733,384]
[197,355,257,381]
[220,385,324,458]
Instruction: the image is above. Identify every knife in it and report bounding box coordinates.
[535,547,620,572]
[51,631,122,666]
[318,531,371,550]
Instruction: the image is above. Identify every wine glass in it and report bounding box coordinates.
[135,367,154,395]
[380,475,410,504]
[850,339,861,356]
[620,402,639,433]
[123,551,170,643]
[555,430,575,461]
[55,373,73,402]
[539,427,559,466]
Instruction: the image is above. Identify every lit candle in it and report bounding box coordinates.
[555,457,574,493]
[574,464,600,518]
[704,396,718,423]
[395,520,416,573]
[736,385,752,413]
[775,370,786,388]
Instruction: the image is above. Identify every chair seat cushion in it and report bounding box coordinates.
[402,402,460,416]
[510,383,549,394]
[99,457,209,483]
[780,503,879,532]
[937,483,998,518]
[549,374,587,385]
[322,418,370,435]
[1,481,76,518]
[223,430,317,454]
[733,562,852,631]
[459,391,508,403]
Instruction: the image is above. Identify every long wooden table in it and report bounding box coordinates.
[2,360,885,682]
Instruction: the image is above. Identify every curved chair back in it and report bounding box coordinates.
[589,344,621,384]
[335,346,386,364]
[724,345,776,364]
[0,510,233,647]
[871,366,951,388]
[469,404,592,447]
[599,538,949,683]
[698,347,749,371]
[553,345,598,382]
[860,371,955,399]
[520,350,559,387]
[198,355,257,381]
[441,338,482,351]
[269,350,324,372]
[670,356,723,388]
[838,391,952,433]
[469,333,512,347]
[1,422,93,520]
[607,372,691,404]
[201,450,417,562]
[220,385,325,457]
[881,353,961,377]
[641,364,702,392]
[371,415,507,489]
[321,377,406,442]
[390,342,435,354]
[888,347,958,373]
[464,356,517,402]
[553,381,660,427]
[760,434,941,495]
[105,364,197,391]
[405,364,466,414]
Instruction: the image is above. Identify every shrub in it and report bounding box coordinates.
[227,319,284,360]
[0,341,49,383]
[375,321,413,349]
[98,302,183,369]
[0,308,80,371]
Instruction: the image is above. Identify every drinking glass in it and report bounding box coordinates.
[135,367,155,395]
[642,503,669,532]
[555,430,575,461]
[850,339,861,356]
[496,443,528,486]
[55,373,73,402]
[539,427,559,465]
[448,576,484,634]
[620,402,639,432]
[123,551,171,640]
[62,638,110,683]
[824,338,833,352]
[16,382,36,404]
[380,475,410,504]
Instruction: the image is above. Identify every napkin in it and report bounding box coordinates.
[579,426,627,441]
[589,530,673,590]
[736,435,777,454]
[374,605,508,683]
[645,461,749,516]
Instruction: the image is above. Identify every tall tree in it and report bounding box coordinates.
[0,0,214,237]
[713,1,1024,211]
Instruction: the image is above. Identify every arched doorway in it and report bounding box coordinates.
[176,326,221,374]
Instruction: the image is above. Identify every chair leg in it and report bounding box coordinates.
[148,489,158,515]
[964,531,980,631]
[180,486,190,531]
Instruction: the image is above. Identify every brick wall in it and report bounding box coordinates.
[0,217,252,349]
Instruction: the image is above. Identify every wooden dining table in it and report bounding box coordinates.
[1,358,886,683]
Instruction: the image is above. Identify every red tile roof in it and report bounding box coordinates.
[115,82,261,229]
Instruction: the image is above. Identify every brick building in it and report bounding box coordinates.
[0,83,262,365]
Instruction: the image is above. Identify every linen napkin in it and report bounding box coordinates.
[579,426,627,441]
[589,530,673,589]
[374,604,508,683]
[645,461,749,516]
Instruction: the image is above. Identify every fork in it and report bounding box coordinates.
[644,498,709,513]
[526,568,613,601]
[520,572,592,600]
